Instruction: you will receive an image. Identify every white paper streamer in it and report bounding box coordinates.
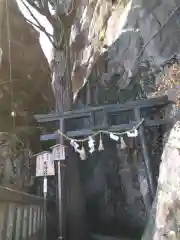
[127,129,138,138]
[89,146,95,153]
[88,136,95,146]
[88,136,95,153]
[70,139,75,146]
[110,133,119,141]
[78,146,87,160]
[70,139,80,152]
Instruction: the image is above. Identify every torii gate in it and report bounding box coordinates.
[34,95,173,236]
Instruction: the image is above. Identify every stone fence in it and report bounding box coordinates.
[0,185,44,240]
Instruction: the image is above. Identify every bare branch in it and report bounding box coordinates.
[20,0,56,47]
[24,0,42,12]
[25,0,58,27]
[22,0,74,49]
[25,18,54,42]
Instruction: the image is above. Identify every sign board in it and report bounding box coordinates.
[52,144,66,161]
[40,132,59,141]
[36,151,55,177]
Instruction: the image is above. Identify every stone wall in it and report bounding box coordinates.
[0,132,33,190]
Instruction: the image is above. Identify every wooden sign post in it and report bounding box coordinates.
[51,143,66,240]
[35,151,55,240]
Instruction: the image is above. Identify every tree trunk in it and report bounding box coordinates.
[51,28,88,240]
[51,47,72,112]
[141,121,180,240]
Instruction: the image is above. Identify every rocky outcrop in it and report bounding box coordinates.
[70,0,180,100]
[0,132,34,190]
[67,0,180,236]
[141,119,180,239]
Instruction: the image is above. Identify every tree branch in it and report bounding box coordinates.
[25,18,54,44]
[24,0,42,13]
[25,0,58,28]
[22,0,66,49]
[20,0,56,47]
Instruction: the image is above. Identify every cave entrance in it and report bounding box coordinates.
[34,95,173,239]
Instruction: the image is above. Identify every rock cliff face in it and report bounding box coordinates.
[70,0,180,102]
[0,132,33,190]
[141,120,180,239]
[68,0,180,236]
